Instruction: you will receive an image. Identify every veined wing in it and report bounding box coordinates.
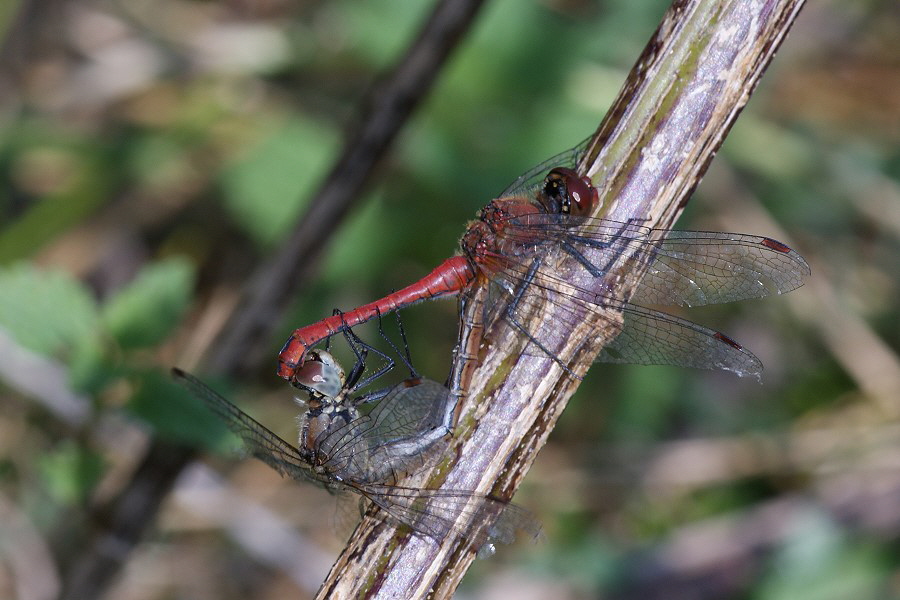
[498,138,590,198]
[172,369,321,484]
[172,370,543,550]
[316,378,453,484]
[630,230,809,306]
[482,256,765,378]
[596,304,762,379]
[494,213,810,307]
[354,482,542,555]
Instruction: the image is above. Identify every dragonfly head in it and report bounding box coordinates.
[291,349,345,399]
[541,167,597,217]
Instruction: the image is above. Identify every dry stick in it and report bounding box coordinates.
[317,0,807,598]
[57,1,488,599]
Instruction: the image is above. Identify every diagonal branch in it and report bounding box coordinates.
[317,0,807,598]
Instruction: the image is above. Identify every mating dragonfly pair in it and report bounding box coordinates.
[176,139,810,553]
[174,313,540,554]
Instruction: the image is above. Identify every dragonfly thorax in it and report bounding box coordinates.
[298,401,361,457]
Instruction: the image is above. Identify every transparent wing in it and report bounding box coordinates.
[172,369,321,483]
[364,380,452,439]
[499,138,591,198]
[316,378,453,484]
[355,482,542,553]
[472,210,809,377]
[173,371,541,551]
[494,213,811,307]
[631,230,810,306]
[596,305,763,379]
[484,256,766,379]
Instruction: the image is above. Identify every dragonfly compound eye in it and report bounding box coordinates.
[546,167,596,217]
[292,349,345,398]
[541,169,568,214]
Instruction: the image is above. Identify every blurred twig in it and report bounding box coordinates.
[0,0,68,91]
[708,163,900,412]
[0,329,89,426]
[207,0,489,374]
[173,464,334,595]
[58,0,488,598]
[318,1,807,597]
[0,493,61,600]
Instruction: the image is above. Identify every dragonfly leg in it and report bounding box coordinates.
[564,217,653,275]
[502,256,582,380]
[336,309,396,392]
[375,308,419,379]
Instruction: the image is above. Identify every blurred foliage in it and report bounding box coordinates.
[37,440,106,506]
[102,257,194,349]
[0,0,898,599]
[129,368,233,449]
[220,115,339,246]
[0,263,99,357]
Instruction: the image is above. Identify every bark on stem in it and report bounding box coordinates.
[318,0,806,598]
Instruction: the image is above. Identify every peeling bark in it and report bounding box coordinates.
[317,0,806,598]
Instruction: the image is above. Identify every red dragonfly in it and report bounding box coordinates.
[174,320,539,552]
[278,141,810,384]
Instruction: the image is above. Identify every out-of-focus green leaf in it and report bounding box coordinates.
[759,511,887,600]
[336,0,430,67]
[606,365,683,442]
[527,535,618,597]
[0,262,100,357]
[321,191,395,284]
[724,115,818,180]
[0,1,23,44]
[128,369,234,451]
[220,116,338,247]
[101,257,195,349]
[0,140,115,263]
[37,440,106,505]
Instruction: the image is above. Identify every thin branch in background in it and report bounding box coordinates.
[0,0,69,89]
[173,464,335,595]
[316,0,808,597]
[707,162,900,411]
[207,0,489,375]
[57,1,488,598]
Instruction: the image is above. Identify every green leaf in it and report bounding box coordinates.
[0,140,116,264]
[759,512,888,600]
[220,116,338,247]
[37,440,106,505]
[128,369,233,451]
[0,262,99,357]
[102,257,195,349]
